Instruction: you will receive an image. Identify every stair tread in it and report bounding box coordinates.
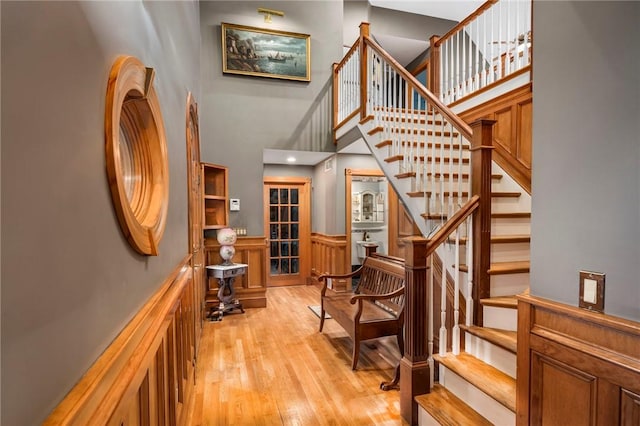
[422,206,525,221]
[492,191,521,198]
[460,260,530,275]
[460,325,517,353]
[391,128,460,138]
[492,211,531,218]
[489,260,530,274]
[434,352,516,412]
[458,234,530,244]
[382,117,445,126]
[416,384,493,426]
[480,295,519,309]
[407,191,469,198]
[394,171,503,180]
[408,190,524,199]
[384,155,470,164]
[399,141,466,150]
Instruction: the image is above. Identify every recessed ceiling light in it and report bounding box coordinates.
[286,156,296,163]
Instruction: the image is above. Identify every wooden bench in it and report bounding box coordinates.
[318,254,405,375]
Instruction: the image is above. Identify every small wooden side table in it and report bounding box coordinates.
[206,263,248,321]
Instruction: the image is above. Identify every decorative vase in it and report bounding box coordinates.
[219,245,236,265]
[217,227,237,245]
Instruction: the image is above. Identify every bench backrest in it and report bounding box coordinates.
[355,255,406,317]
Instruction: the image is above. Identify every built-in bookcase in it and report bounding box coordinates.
[201,163,228,229]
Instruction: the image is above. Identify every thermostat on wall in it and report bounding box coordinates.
[230,198,240,211]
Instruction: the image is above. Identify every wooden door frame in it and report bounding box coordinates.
[345,168,385,271]
[185,93,203,358]
[263,176,311,287]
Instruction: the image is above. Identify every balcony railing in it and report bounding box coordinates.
[432,0,532,104]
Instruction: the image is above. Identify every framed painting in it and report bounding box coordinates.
[221,22,311,82]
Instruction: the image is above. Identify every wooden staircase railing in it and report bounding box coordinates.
[333,22,496,426]
[430,0,532,104]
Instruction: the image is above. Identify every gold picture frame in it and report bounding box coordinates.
[221,22,310,82]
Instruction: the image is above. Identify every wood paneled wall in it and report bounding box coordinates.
[44,256,199,425]
[310,233,348,291]
[204,236,268,308]
[517,294,640,425]
[459,83,532,193]
[388,186,421,259]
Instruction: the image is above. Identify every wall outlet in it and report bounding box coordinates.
[579,270,605,313]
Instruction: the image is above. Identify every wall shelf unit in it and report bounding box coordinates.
[202,162,229,230]
[352,190,385,223]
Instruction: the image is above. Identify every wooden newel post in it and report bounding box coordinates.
[359,22,370,120]
[469,119,495,326]
[429,35,440,98]
[400,236,430,425]
[332,62,338,143]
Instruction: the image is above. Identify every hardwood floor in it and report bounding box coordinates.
[187,285,406,425]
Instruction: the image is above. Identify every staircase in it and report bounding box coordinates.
[358,110,530,425]
[334,4,532,422]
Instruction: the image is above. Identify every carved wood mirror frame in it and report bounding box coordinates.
[105,55,169,255]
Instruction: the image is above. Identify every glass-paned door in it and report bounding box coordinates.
[263,178,310,286]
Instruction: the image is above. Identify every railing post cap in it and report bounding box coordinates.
[470,118,497,127]
[359,22,370,36]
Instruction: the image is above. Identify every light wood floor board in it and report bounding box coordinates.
[187,285,406,425]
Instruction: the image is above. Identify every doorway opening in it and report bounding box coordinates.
[263,177,311,286]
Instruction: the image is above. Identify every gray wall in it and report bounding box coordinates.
[1,1,200,424]
[200,1,342,236]
[342,1,455,62]
[368,6,456,43]
[343,1,369,46]
[312,156,338,234]
[530,1,640,321]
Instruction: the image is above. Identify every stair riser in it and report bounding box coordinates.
[453,270,530,298]
[417,409,445,426]
[482,305,518,331]
[450,243,530,263]
[490,273,530,297]
[465,333,516,378]
[492,217,531,235]
[408,180,471,194]
[491,195,530,213]
[387,150,470,164]
[381,118,456,132]
[438,365,515,425]
[490,243,530,263]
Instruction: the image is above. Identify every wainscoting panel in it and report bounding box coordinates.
[310,233,347,291]
[459,83,532,194]
[44,257,198,426]
[204,236,268,308]
[517,294,640,426]
[388,186,421,260]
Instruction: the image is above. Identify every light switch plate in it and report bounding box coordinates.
[579,270,605,313]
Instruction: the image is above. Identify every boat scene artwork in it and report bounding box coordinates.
[221,23,311,82]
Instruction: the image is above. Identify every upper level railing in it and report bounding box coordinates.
[334,41,361,126]
[334,24,476,228]
[431,0,532,104]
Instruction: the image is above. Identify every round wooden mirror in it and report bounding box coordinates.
[105,56,169,255]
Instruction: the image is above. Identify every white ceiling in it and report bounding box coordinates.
[263,0,483,166]
[369,0,483,22]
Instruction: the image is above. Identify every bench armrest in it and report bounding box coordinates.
[348,285,405,323]
[349,286,405,304]
[318,264,365,296]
